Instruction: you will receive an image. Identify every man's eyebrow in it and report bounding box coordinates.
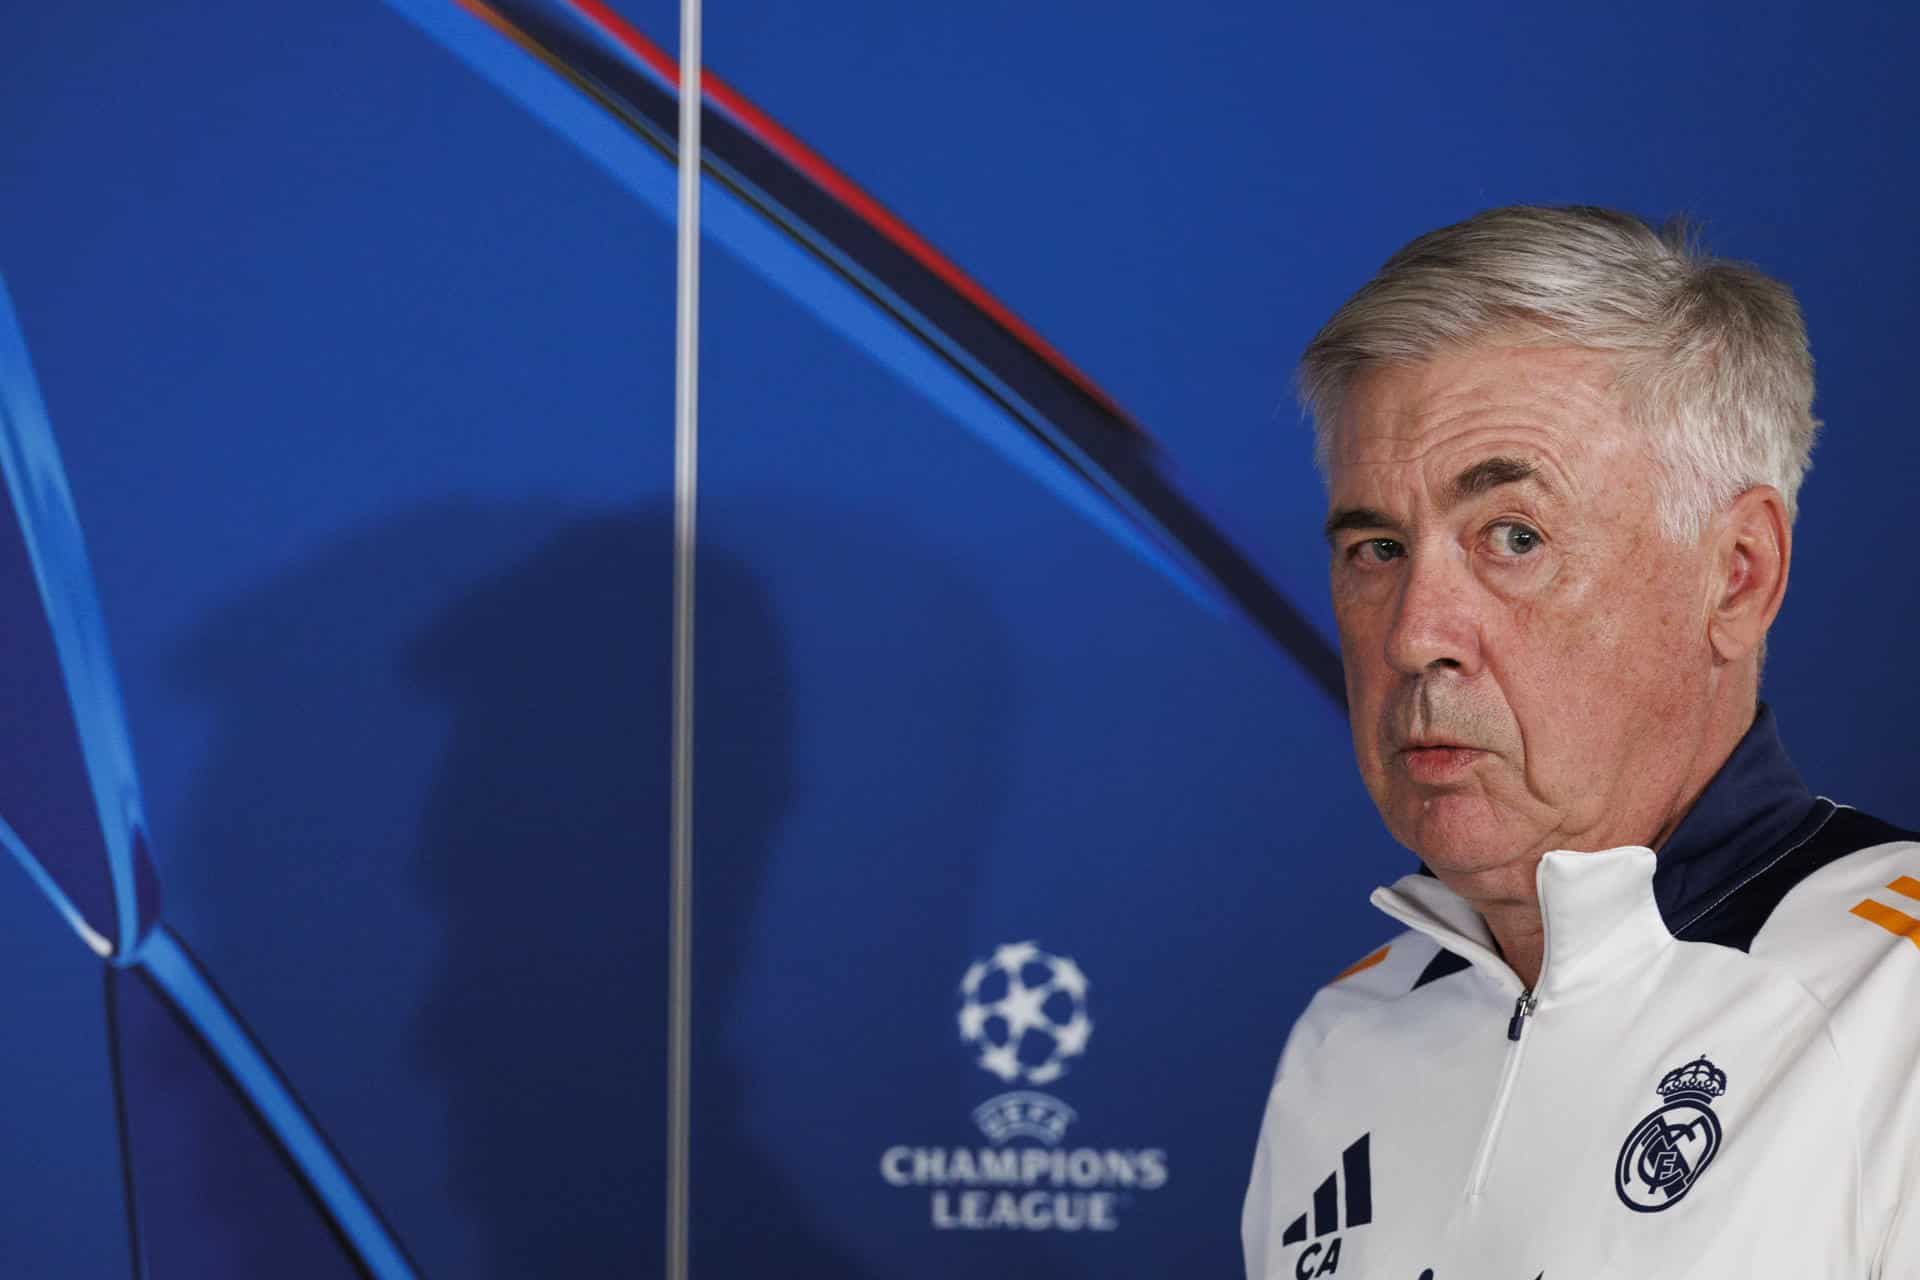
[1323,507,1399,542]
[1323,457,1551,542]
[1449,455,1547,503]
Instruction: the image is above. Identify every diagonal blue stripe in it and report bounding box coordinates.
[136,929,419,1280]
[381,0,1262,628]
[0,273,158,958]
[2,271,416,1277]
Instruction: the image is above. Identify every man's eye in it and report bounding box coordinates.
[1487,522,1542,557]
[1352,538,1405,564]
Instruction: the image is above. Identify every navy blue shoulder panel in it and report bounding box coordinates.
[1410,947,1471,991]
[1672,804,1919,952]
[1403,864,1475,991]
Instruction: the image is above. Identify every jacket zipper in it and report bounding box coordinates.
[1467,988,1536,1197]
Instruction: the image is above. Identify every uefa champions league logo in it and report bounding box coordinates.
[957,941,1092,1086]
[876,940,1168,1231]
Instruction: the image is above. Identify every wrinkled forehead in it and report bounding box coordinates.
[1326,344,1644,491]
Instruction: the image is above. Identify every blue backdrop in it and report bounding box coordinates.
[0,1,1914,1276]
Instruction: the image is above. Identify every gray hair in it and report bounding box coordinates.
[1299,206,1819,542]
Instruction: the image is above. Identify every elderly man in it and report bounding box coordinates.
[1243,206,1919,1279]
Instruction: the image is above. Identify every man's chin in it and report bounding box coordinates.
[1386,797,1539,880]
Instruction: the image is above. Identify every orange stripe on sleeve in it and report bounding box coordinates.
[1850,900,1920,952]
[1331,945,1391,985]
[1885,875,1920,902]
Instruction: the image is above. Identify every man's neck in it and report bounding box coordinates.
[1476,694,1762,990]
[1484,901,1548,990]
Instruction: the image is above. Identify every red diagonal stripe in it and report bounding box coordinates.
[560,0,1142,432]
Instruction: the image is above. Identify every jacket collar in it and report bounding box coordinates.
[1372,704,1820,997]
[1647,703,1820,929]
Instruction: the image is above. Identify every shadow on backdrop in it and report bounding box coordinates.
[684,500,1014,1278]
[412,502,1002,1277]
[171,502,640,1274]
[408,511,687,1274]
[171,497,1009,1275]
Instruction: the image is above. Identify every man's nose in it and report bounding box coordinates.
[1383,546,1483,677]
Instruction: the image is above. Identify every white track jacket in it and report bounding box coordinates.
[1243,709,1920,1280]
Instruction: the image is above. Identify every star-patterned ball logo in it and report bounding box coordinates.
[957,941,1093,1086]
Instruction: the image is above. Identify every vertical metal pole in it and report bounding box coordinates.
[666,0,701,1275]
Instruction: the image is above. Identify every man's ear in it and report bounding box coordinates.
[1707,485,1790,664]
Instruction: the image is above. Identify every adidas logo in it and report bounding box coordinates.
[1280,1133,1372,1278]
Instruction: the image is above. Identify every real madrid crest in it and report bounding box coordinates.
[1614,1055,1728,1213]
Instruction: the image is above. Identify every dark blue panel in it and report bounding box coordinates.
[0,466,115,944]
[0,859,128,1276]
[110,964,363,1280]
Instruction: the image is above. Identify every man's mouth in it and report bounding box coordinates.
[1397,743,1485,782]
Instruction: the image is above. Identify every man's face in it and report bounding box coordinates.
[1326,343,1720,897]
